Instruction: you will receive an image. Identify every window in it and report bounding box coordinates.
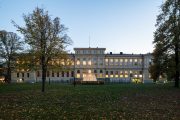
[94,70,97,73]
[110,71,113,78]
[71,71,74,77]
[105,58,108,65]
[17,73,19,78]
[115,71,118,78]
[76,58,80,65]
[57,72,59,77]
[119,59,123,65]
[120,71,123,78]
[62,71,64,77]
[115,59,118,65]
[77,74,80,78]
[88,50,91,54]
[47,71,50,77]
[100,70,103,73]
[83,50,86,54]
[27,73,29,78]
[22,73,24,77]
[129,59,133,62]
[93,57,97,65]
[106,71,109,78]
[52,71,54,77]
[88,58,91,65]
[124,71,128,78]
[67,72,69,77]
[37,71,40,77]
[124,59,128,65]
[77,70,80,78]
[110,59,113,65]
[83,58,86,65]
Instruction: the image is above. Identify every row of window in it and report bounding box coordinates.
[75,58,142,66]
[36,71,74,78]
[17,71,142,78]
[76,50,104,54]
[17,73,29,78]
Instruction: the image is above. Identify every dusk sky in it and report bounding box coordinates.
[0,0,163,54]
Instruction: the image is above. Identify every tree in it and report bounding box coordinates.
[0,30,23,83]
[152,0,180,87]
[13,7,72,92]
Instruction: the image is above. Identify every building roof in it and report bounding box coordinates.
[74,47,106,50]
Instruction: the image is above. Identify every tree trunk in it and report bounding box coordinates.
[41,55,46,92]
[174,44,179,88]
[5,61,11,83]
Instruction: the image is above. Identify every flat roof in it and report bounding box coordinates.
[74,47,106,50]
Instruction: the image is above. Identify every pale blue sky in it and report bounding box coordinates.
[0,0,163,53]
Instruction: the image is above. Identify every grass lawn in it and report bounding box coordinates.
[0,83,180,120]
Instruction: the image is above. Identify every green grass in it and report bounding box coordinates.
[0,83,180,120]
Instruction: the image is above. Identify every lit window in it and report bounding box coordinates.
[77,74,80,78]
[99,74,103,78]
[120,71,123,78]
[105,59,108,65]
[129,59,132,62]
[88,59,91,65]
[88,70,91,73]
[106,71,109,78]
[115,71,118,78]
[134,59,138,62]
[110,59,113,62]
[83,58,86,65]
[110,71,113,78]
[106,75,109,78]
[77,60,80,65]
[125,74,128,78]
[115,59,118,65]
[119,59,123,65]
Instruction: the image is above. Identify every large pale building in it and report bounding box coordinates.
[11,47,153,83]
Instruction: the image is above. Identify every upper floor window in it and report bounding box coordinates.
[83,58,86,65]
[76,58,80,65]
[88,50,91,54]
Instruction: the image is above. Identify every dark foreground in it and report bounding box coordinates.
[0,83,180,120]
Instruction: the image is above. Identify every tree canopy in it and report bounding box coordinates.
[151,0,180,87]
[0,30,23,83]
[13,7,72,91]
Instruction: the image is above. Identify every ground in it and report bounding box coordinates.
[0,83,180,120]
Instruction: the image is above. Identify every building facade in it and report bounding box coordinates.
[11,47,153,83]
